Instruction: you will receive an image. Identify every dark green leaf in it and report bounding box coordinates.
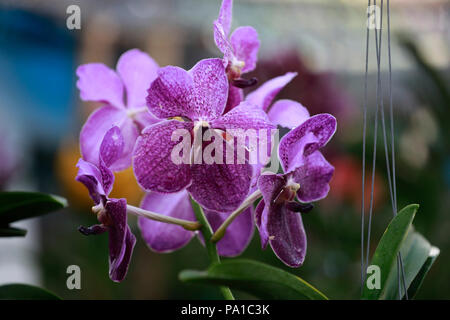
[407,245,440,299]
[0,284,60,300]
[383,229,432,299]
[361,204,418,300]
[0,191,67,224]
[179,259,328,300]
[0,226,27,237]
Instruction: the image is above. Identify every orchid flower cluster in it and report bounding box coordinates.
[75,0,336,282]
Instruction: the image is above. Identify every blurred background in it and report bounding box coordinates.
[0,0,449,299]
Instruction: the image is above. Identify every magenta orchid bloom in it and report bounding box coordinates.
[214,0,260,79]
[132,58,274,213]
[138,190,254,257]
[214,0,260,112]
[76,126,136,282]
[77,49,159,171]
[255,114,337,267]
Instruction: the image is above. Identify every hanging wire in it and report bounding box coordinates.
[386,0,409,300]
[365,0,381,280]
[362,0,409,299]
[361,0,371,293]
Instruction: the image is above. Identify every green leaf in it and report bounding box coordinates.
[0,226,27,237]
[407,245,440,299]
[383,229,433,299]
[0,284,60,300]
[361,204,418,300]
[179,259,328,300]
[0,191,67,224]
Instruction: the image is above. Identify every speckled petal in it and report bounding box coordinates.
[138,190,196,253]
[292,151,334,203]
[110,225,136,282]
[214,22,234,65]
[230,26,259,73]
[105,198,135,282]
[216,0,232,36]
[188,162,252,213]
[266,202,307,267]
[117,49,159,109]
[257,172,287,205]
[211,101,275,131]
[133,120,193,193]
[246,72,297,111]
[99,126,124,168]
[203,208,254,257]
[189,58,228,121]
[254,199,269,249]
[268,99,310,129]
[278,113,337,173]
[146,66,194,120]
[75,158,107,204]
[76,63,124,108]
[224,85,243,113]
[80,106,139,172]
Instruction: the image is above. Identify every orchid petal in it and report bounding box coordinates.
[216,0,233,36]
[213,21,234,65]
[188,161,252,213]
[133,120,193,193]
[189,58,228,121]
[211,101,275,132]
[110,225,136,282]
[230,26,259,73]
[257,172,287,204]
[146,65,194,120]
[224,85,243,113]
[76,63,124,108]
[146,59,228,121]
[117,49,159,109]
[203,208,254,257]
[99,126,124,168]
[138,190,196,253]
[246,72,297,111]
[293,151,334,203]
[268,99,310,129]
[75,158,108,203]
[254,199,269,249]
[266,202,307,267]
[80,106,139,172]
[104,198,135,282]
[278,113,337,173]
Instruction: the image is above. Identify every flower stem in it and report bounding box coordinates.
[190,198,235,300]
[211,190,262,243]
[126,204,201,231]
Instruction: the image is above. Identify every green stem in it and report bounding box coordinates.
[211,190,262,243]
[190,197,235,300]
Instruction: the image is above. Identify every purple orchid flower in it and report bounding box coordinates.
[214,0,260,79]
[132,58,274,213]
[76,126,136,282]
[255,113,337,267]
[214,0,260,112]
[138,189,253,257]
[77,49,159,172]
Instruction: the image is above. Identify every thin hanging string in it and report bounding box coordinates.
[365,0,382,278]
[375,0,408,300]
[387,0,409,300]
[363,0,409,300]
[361,0,371,293]
[375,0,404,299]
